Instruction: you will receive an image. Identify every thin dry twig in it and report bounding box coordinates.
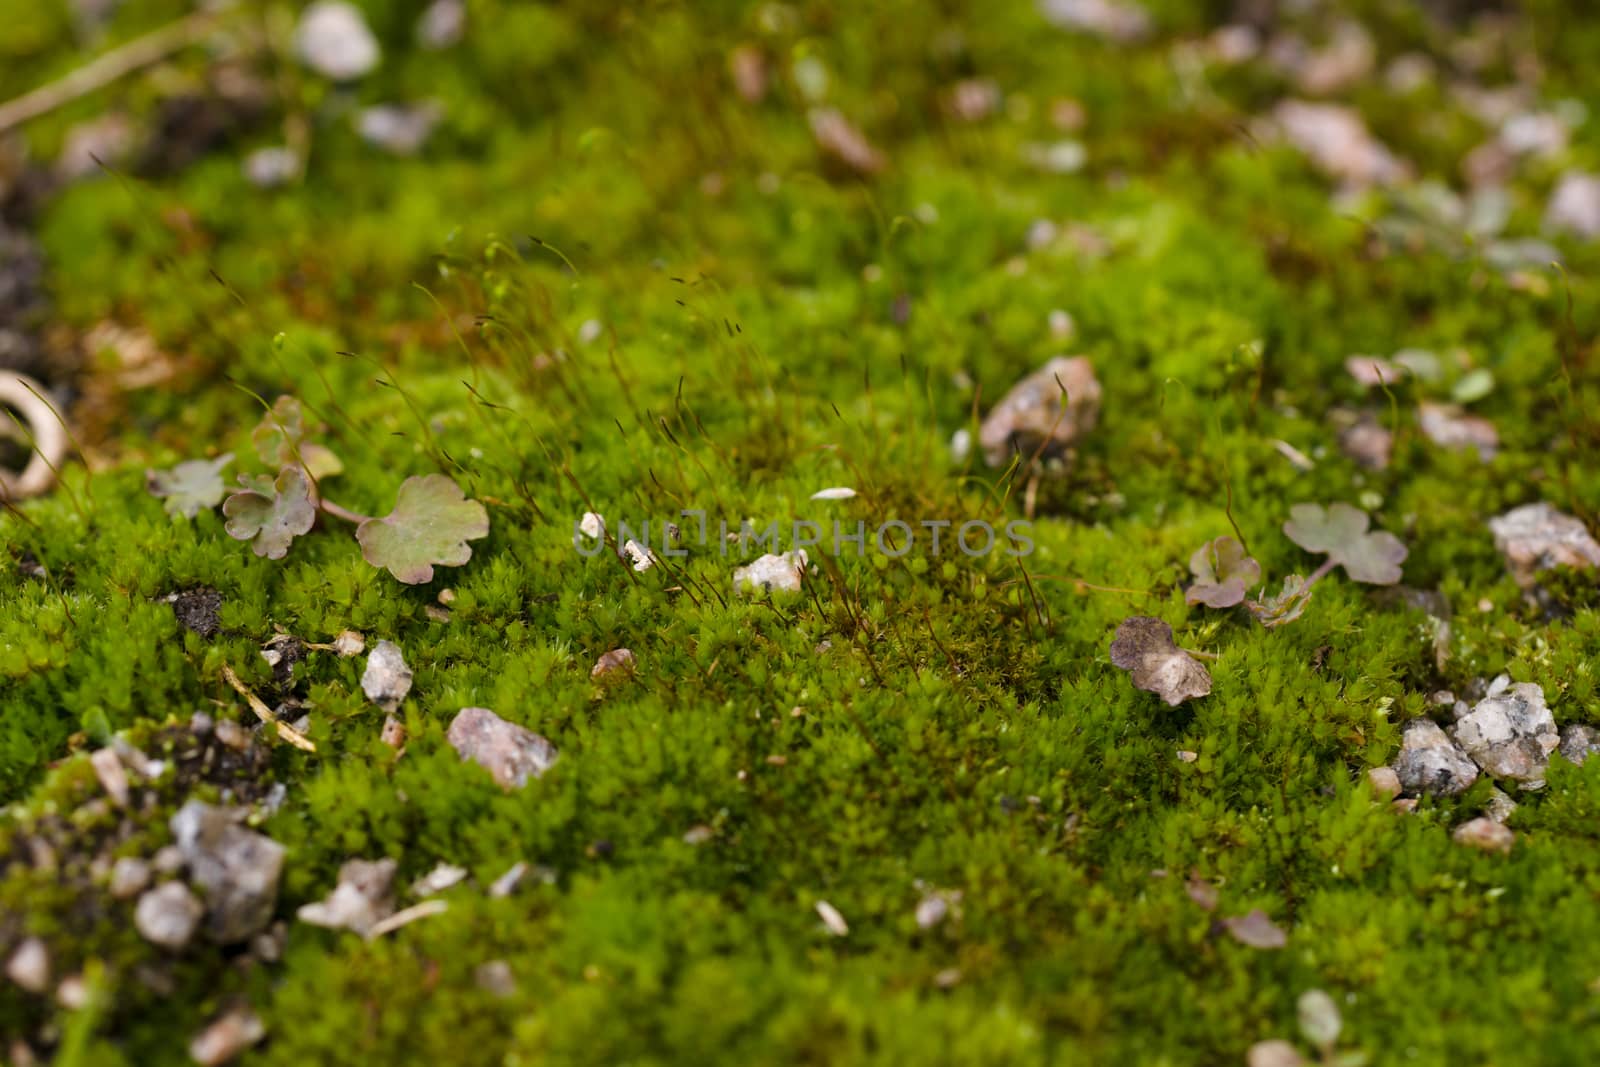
[220,664,317,752]
[0,373,69,501]
[367,899,448,939]
[0,9,224,134]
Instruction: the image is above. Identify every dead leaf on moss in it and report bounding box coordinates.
[252,395,343,481]
[1108,617,1212,706]
[1223,909,1287,949]
[1283,502,1407,585]
[1185,536,1261,608]
[808,108,885,176]
[147,453,233,518]
[223,466,316,560]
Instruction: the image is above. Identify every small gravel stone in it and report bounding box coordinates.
[1392,718,1479,797]
[1546,172,1600,239]
[1484,787,1518,824]
[475,960,517,997]
[1450,679,1559,788]
[333,630,365,657]
[90,747,129,808]
[1488,503,1600,589]
[1038,0,1150,42]
[915,893,951,929]
[1559,723,1600,766]
[1453,817,1515,854]
[188,1007,266,1066]
[5,938,49,993]
[1417,402,1497,459]
[298,858,397,936]
[815,899,849,937]
[411,863,468,898]
[1269,100,1407,188]
[1366,766,1402,798]
[356,103,442,156]
[170,801,286,944]
[591,648,636,679]
[135,882,204,950]
[978,356,1101,467]
[213,719,249,751]
[380,714,407,749]
[620,539,655,571]
[243,146,299,189]
[361,640,413,711]
[109,856,152,900]
[295,1,380,81]
[733,551,808,594]
[446,707,558,790]
[416,0,466,49]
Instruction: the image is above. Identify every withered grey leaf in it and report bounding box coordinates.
[1185,535,1261,608]
[1223,909,1287,949]
[1283,502,1407,585]
[1108,617,1212,706]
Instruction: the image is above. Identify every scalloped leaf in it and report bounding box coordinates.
[223,466,316,560]
[1185,535,1261,608]
[1108,616,1211,706]
[253,395,343,480]
[147,453,233,518]
[1283,502,1407,585]
[356,474,489,584]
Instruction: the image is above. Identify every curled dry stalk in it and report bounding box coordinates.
[0,373,69,502]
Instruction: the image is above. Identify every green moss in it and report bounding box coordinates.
[4,0,1600,1062]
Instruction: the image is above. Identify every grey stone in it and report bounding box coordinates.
[5,938,49,993]
[1559,723,1600,766]
[1546,172,1600,239]
[170,801,286,943]
[1488,503,1600,589]
[416,0,466,50]
[474,960,517,997]
[1453,817,1514,854]
[188,1007,266,1066]
[108,856,152,900]
[295,1,380,81]
[356,104,442,156]
[1392,718,1478,797]
[243,146,299,189]
[362,640,413,710]
[297,858,397,936]
[591,648,636,679]
[1269,100,1407,188]
[1450,679,1559,788]
[446,708,558,790]
[978,356,1101,467]
[733,551,808,594]
[134,882,203,950]
[1484,787,1518,824]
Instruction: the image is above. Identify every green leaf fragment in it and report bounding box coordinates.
[223,466,316,560]
[1282,502,1407,585]
[146,453,233,518]
[253,395,343,480]
[1185,535,1261,608]
[356,474,489,584]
